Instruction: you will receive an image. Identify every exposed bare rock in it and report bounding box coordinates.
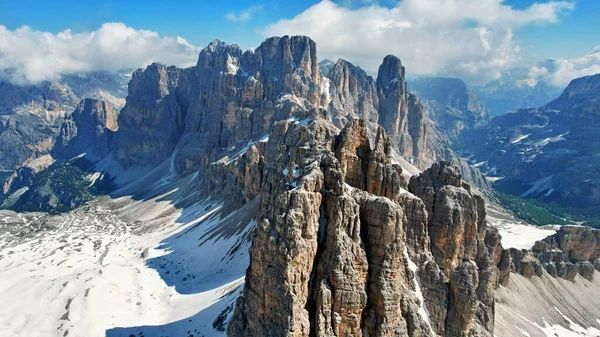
[408,161,506,337]
[377,55,414,159]
[530,226,600,281]
[407,93,428,166]
[54,98,117,160]
[327,59,379,128]
[0,71,127,172]
[230,121,503,337]
[509,249,544,278]
[112,63,184,168]
[409,162,480,271]
[334,119,405,198]
[229,118,437,337]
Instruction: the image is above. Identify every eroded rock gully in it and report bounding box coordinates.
[227,118,509,337]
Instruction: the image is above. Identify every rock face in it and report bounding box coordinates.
[112,36,326,173]
[54,98,118,160]
[408,162,507,337]
[377,55,423,161]
[465,73,600,216]
[112,37,476,182]
[327,59,379,129]
[112,63,184,168]
[409,77,491,144]
[531,226,600,281]
[503,225,600,282]
[228,119,506,337]
[2,98,117,212]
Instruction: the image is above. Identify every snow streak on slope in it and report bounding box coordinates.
[0,179,256,337]
[403,248,434,336]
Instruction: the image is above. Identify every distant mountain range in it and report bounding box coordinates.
[473,69,563,116]
[0,70,129,171]
[464,74,600,221]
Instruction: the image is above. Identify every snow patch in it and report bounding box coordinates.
[486,204,557,250]
[320,77,331,107]
[86,172,102,187]
[543,189,554,197]
[518,312,600,337]
[532,132,569,147]
[511,134,530,144]
[214,133,270,164]
[288,116,313,126]
[403,248,434,336]
[520,175,553,198]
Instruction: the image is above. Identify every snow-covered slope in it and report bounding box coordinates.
[486,202,557,250]
[0,171,256,337]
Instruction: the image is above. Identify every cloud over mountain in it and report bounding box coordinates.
[530,47,600,87]
[262,0,575,82]
[0,22,200,85]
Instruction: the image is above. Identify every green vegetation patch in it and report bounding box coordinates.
[495,191,572,226]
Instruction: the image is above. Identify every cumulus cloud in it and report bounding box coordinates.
[537,47,600,87]
[0,23,201,85]
[225,5,263,23]
[261,0,575,83]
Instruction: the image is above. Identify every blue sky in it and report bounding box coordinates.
[2,0,597,55]
[1,0,599,86]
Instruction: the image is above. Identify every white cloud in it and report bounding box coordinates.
[225,5,263,23]
[0,23,201,85]
[261,0,575,83]
[539,47,600,87]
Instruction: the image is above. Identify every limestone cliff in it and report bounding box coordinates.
[111,36,459,179]
[228,119,507,337]
[54,98,118,160]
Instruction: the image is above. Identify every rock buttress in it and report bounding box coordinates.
[229,119,506,337]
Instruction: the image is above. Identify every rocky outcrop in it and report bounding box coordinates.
[2,98,117,201]
[228,119,506,337]
[110,36,488,197]
[409,162,507,337]
[111,36,327,174]
[324,55,432,169]
[327,59,379,129]
[501,225,600,282]
[531,226,600,281]
[54,98,117,160]
[111,63,184,168]
[377,55,414,159]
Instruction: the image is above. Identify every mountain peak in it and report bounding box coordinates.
[377,55,405,86]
